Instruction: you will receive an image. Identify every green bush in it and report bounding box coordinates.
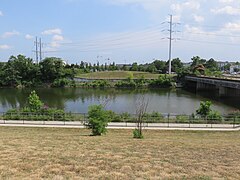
[133,129,144,139]
[115,80,136,88]
[207,111,222,122]
[196,101,212,119]
[148,75,172,88]
[87,105,111,136]
[176,115,189,123]
[28,90,43,111]
[52,78,70,87]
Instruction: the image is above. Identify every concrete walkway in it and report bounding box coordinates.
[0,120,239,131]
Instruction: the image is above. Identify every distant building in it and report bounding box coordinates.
[230,64,240,74]
[182,62,192,67]
[116,64,132,69]
[217,61,229,70]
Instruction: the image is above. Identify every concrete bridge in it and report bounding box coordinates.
[185,76,240,97]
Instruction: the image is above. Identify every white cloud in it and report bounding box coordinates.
[0,11,3,16]
[0,45,11,50]
[193,15,204,23]
[52,35,64,41]
[223,22,240,32]
[185,25,204,34]
[211,6,240,15]
[42,28,62,35]
[50,41,61,48]
[219,0,233,3]
[25,34,34,40]
[1,30,20,38]
[171,1,200,13]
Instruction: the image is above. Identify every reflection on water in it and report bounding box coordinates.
[0,88,238,114]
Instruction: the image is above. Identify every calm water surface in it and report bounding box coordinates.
[0,88,238,115]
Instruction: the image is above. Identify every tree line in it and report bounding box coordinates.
[0,55,75,87]
[0,54,230,88]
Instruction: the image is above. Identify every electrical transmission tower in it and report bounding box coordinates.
[166,15,180,74]
[33,37,44,64]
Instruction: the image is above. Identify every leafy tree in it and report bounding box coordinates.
[87,105,111,136]
[0,55,41,87]
[191,56,206,70]
[39,57,65,83]
[223,63,231,71]
[205,58,218,71]
[196,101,212,119]
[171,58,183,72]
[80,61,85,69]
[153,60,166,73]
[146,64,157,73]
[28,90,43,111]
[130,62,139,71]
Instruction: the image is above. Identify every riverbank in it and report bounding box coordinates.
[0,127,239,179]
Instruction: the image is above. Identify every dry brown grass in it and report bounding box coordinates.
[0,127,239,179]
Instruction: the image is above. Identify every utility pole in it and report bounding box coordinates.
[168,14,173,75]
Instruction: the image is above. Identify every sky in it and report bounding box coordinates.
[0,0,240,64]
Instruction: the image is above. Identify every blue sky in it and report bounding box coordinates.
[0,0,240,64]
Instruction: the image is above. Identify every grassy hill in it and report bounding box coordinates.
[76,71,163,79]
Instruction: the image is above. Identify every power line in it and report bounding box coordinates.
[181,39,240,46]
[184,31,240,38]
[44,38,168,53]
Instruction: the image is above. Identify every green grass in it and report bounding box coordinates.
[76,71,164,79]
[0,127,239,179]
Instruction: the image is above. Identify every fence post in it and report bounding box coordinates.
[84,113,86,127]
[189,116,191,128]
[233,117,235,128]
[167,113,170,128]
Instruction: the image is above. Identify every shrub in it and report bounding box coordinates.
[196,101,212,119]
[115,80,136,88]
[28,90,43,112]
[148,75,172,88]
[207,111,222,122]
[87,105,111,136]
[52,78,70,87]
[133,129,144,139]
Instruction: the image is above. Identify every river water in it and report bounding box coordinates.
[0,88,238,115]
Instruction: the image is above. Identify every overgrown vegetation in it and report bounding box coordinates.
[196,101,222,122]
[4,90,73,121]
[0,55,75,87]
[86,105,111,136]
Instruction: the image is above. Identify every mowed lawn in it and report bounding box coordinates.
[76,71,161,79]
[0,127,239,179]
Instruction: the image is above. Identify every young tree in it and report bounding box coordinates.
[133,94,149,139]
[28,90,43,111]
[87,105,111,136]
[196,101,212,119]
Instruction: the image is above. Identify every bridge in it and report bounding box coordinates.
[185,76,240,97]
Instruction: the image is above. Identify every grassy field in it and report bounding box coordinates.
[0,127,239,179]
[76,71,162,79]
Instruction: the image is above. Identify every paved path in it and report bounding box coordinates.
[0,120,239,131]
